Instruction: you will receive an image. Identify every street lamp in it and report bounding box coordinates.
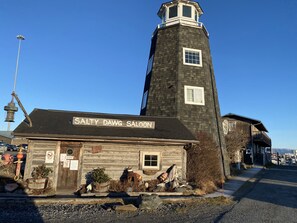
[13,35,25,92]
[4,35,25,130]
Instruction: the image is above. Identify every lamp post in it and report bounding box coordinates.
[4,35,25,131]
[13,35,25,93]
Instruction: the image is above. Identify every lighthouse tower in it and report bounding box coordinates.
[140,0,229,176]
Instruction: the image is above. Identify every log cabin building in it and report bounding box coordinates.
[14,109,197,192]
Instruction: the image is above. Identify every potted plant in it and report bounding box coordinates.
[90,167,111,193]
[28,164,53,190]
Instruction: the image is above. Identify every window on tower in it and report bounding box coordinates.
[183,5,192,18]
[146,55,154,75]
[184,85,205,105]
[141,91,148,109]
[195,10,199,22]
[169,5,178,18]
[183,48,202,67]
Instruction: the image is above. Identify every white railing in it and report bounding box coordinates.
[157,21,209,37]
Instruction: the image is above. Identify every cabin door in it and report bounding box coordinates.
[57,142,82,190]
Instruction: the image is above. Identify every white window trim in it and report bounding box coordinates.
[141,91,148,109]
[184,85,205,105]
[164,3,200,26]
[141,151,161,170]
[183,47,203,67]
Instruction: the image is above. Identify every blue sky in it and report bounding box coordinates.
[1,0,297,149]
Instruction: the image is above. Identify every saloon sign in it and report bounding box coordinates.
[73,117,155,129]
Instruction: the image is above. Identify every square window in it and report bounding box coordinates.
[184,85,205,105]
[169,5,178,18]
[141,152,161,170]
[183,48,202,67]
[183,5,192,18]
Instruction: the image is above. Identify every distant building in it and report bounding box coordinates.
[0,131,12,144]
[222,113,272,166]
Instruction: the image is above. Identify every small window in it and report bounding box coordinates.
[146,55,154,75]
[169,5,178,18]
[183,48,202,67]
[161,10,166,24]
[195,10,198,22]
[184,85,205,105]
[141,91,148,109]
[229,121,237,131]
[183,5,192,18]
[142,152,161,169]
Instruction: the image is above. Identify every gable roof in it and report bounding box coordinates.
[13,109,197,143]
[222,113,268,132]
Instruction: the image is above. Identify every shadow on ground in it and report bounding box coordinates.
[0,175,44,223]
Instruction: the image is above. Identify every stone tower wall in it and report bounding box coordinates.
[141,24,230,176]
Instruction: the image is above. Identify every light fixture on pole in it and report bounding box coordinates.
[4,35,25,128]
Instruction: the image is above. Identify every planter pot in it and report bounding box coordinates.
[27,178,48,190]
[93,181,110,193]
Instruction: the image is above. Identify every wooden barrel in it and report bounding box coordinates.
[28,178,47,190]
[93,181,110,193]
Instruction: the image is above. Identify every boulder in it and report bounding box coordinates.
[137,194,162,210]
[114,204,138,212]
[5,183,19,192]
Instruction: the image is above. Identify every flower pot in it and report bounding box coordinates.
[28,178,48,190]
[93,181,110,193]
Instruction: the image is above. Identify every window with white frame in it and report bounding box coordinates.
[169,5,178,18]
[183,48,202,67]
[146,55,154,75]
[141,91,148,109]
[182,5,192,18]
[184,85,205,105]
[141,152,161,169]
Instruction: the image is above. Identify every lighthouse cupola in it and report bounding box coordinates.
[158,0,204,28]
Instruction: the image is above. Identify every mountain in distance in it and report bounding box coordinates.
[272,148,295,154]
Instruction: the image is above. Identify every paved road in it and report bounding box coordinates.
[219,166,297,223]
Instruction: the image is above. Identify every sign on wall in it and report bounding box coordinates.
[73,117,155,129]
[45,151,54,164]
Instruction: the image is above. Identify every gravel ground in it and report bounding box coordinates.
[0,197,235,223]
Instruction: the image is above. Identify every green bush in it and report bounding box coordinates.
[90,167,111,184]
[31,164,53,179]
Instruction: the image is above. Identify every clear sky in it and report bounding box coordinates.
[1,0,297,149]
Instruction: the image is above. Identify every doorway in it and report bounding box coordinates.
[57,141,82,191]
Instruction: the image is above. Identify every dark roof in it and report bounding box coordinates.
[0,131,13,139]
[13,109,197,143]
[222,113,268,132]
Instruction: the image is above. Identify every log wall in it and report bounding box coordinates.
[24,140,187,190]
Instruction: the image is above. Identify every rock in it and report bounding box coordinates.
[114,204,138,212]
[175,187,188,193]
[5,183,19,192]
[137,194,162,210]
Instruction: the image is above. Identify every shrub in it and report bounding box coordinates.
[31,164,53,179]
[90,167,111,184]
[187,132,224,192]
